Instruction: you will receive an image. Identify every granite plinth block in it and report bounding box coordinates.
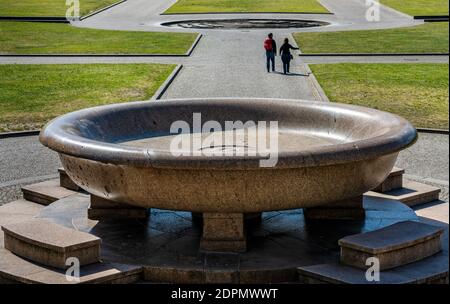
[200,213,246,253]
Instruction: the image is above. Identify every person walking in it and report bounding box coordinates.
[279,38,299,75]
[264,33,277,73]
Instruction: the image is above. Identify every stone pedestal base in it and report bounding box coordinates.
[88,195,149,220]
[200,213,246,253]
[304,196,365,220]
[4,195,447,284]
[192,212,262,224]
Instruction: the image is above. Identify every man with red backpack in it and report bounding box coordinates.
[264,33,277,73]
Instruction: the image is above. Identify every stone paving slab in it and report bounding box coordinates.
[22,179,77,205]
[298,254,449,284]
[0,199,44,216]
[416,201,450,224]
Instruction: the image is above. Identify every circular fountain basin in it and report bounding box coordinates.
[161,19,329,29]
[40,98,417,213]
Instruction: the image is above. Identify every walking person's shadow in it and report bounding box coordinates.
[272,71,308,77]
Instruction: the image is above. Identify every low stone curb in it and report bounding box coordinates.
[299,53,450,56]
[0,130,40,139]
[185,33,202,56]
[291,36,328,102]
[161,11,334,16]
[0,0,127,23]
[414,15,449,21]
[152,64,183,100]
[0,17,68,23]
[0,34,202,57]
[416,128,449,135]
[303,64,329,102]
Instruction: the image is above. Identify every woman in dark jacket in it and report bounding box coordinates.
[279,38,299,75]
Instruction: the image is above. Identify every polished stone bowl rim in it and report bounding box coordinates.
[39,98,417,170]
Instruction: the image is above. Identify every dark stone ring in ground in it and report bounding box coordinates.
[35,195,448,283]
[161,19,329,29]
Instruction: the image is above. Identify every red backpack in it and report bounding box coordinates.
[264,38,273,51]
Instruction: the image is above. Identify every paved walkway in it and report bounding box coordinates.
[162,32,318,100]
[1,54,448,65]
[0,0,448,208]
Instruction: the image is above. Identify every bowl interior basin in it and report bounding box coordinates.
[120,127,342,154]
[40,98,417,168]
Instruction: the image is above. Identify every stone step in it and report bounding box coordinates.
[1,218,101,269]
[88,195,150,220]
[58,167,80,191]
[338,220,444,270]
[373,167,405,193]
[0,248,141,284]
[304,195,365,221]
[365,180,441,207]
[22,179,77,206]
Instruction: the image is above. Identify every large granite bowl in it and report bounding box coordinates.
[40,98,417,213]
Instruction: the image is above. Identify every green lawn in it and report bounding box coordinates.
[164,0,329,14]
[0,0,120,17]
[0,22,198,54]
[294,22,449,54]
[381,0,449,16]
[0,64,176,132]
[310,63,449,129]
